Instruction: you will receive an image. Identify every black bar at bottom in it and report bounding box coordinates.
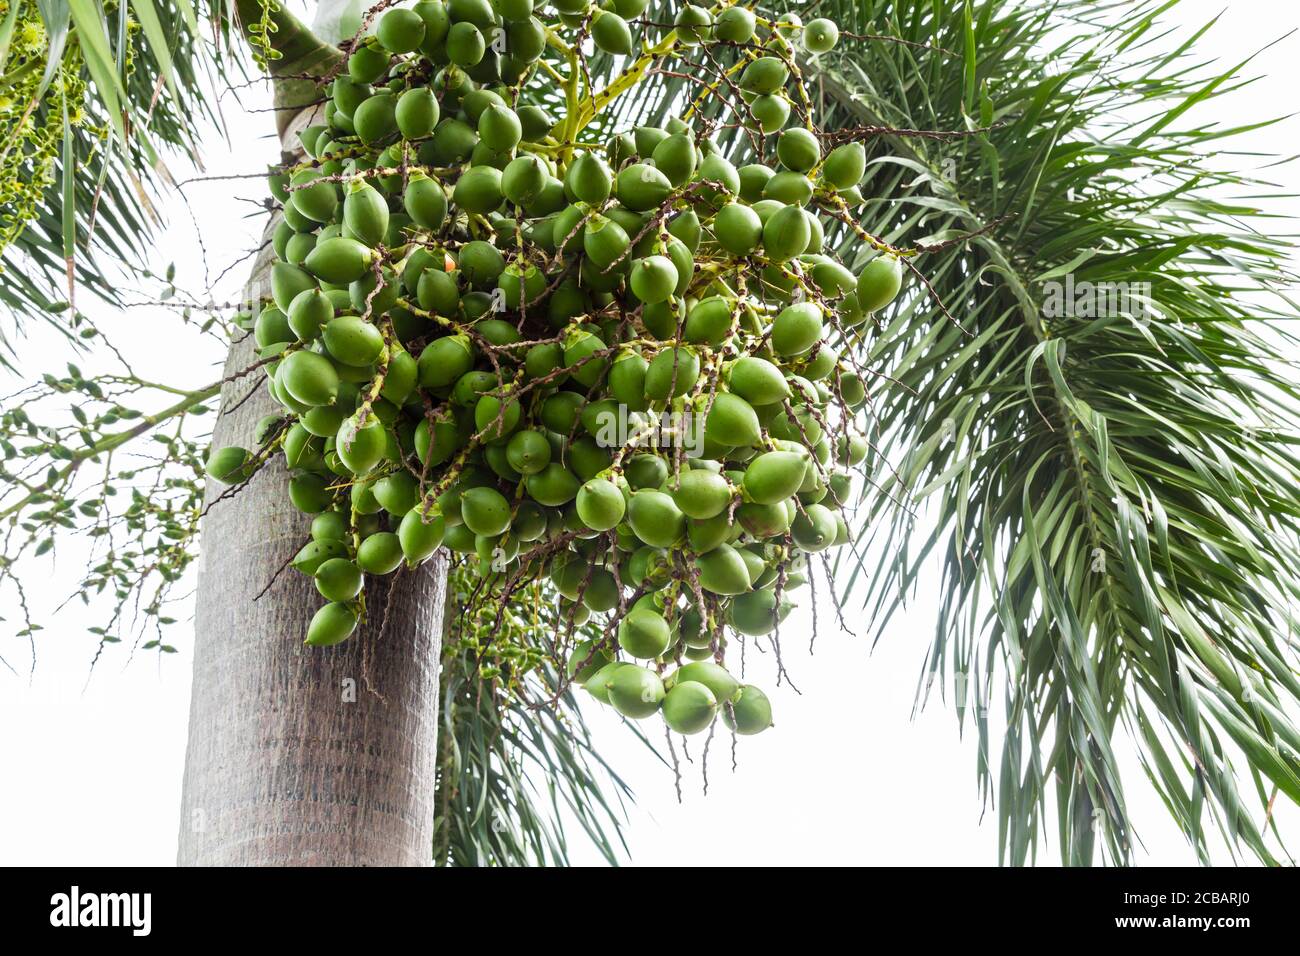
[2,866,1285,940]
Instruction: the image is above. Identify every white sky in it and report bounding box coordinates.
[2,0,1299,866]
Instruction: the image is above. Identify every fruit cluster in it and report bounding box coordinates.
[211,1,903,738]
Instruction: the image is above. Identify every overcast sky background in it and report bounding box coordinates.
[2,1,1299,866]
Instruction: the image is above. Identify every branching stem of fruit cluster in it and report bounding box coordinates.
[569,0,742,136]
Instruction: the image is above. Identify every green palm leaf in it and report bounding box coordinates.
[0,0,331,362]
[799,0,1300,864]
[433,566,639,866]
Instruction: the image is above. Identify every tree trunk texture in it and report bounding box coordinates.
[177,103,446,867]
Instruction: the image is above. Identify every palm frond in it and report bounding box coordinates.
[433,565,638,867]
[0,0,335,360]
[797,0,1300,864]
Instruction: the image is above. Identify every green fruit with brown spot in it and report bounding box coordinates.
[505,429,550,475]
[737,500,792,538]
[802,17,839,54]
[740,56,787,94]
[792,502,838,552]
[293,538,347,574]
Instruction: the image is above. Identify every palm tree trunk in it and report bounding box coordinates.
[178,6,447,864]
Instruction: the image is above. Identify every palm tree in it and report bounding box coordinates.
[1,0,1297,865]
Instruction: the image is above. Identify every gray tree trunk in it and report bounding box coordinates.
[177,102,446,866]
